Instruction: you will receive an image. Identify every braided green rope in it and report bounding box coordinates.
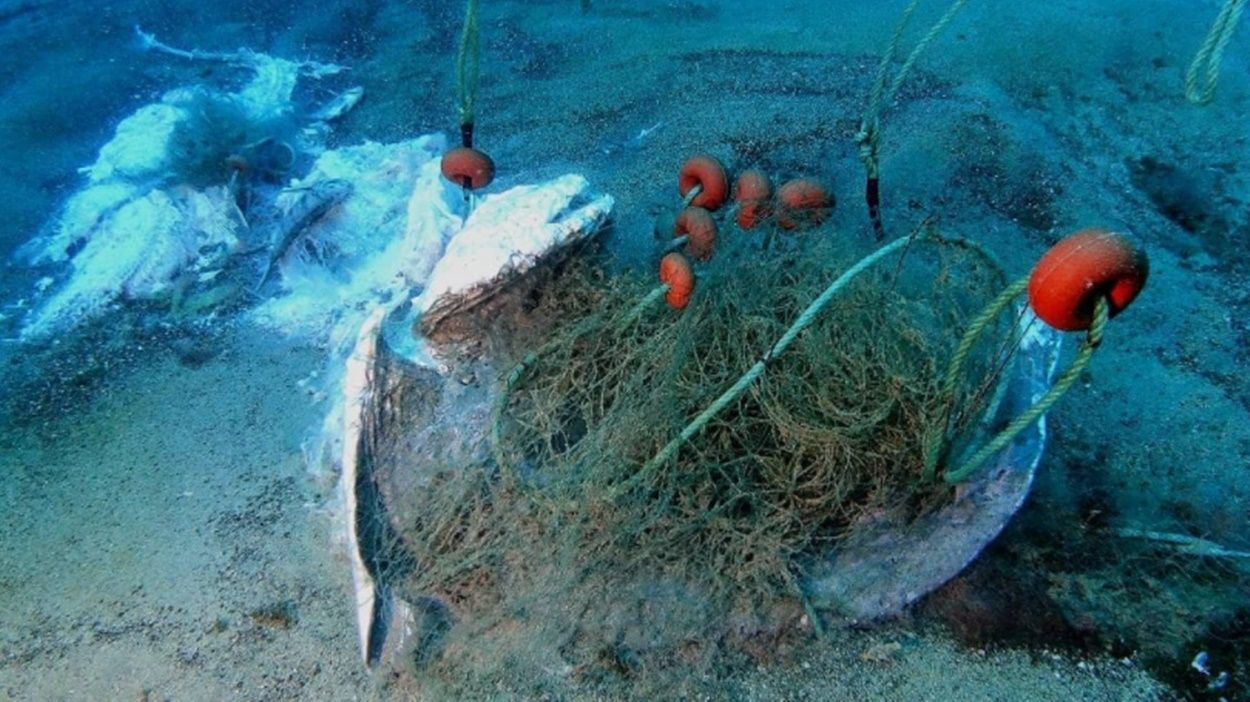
[664,235,691,254]
[856,0,920,180]
[456,0,481,127]
[868,0,922,120]
[922,276,1028,481]
[856,123,883,181]
[855,0,971,180]
[610,234,918,500]
[1185,0,1246,105]
[621,284,669,326]
[883,0,971,107]
[942,298,1107,483]
[682,183,703,207]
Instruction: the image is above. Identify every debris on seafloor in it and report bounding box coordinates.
[324,159,614,667]
[327,224,1062,676]
[414,174,614,341]
[249,600,299,630]
[1190,650,1231,691]
[598,120,664,157]
[254,179,355,291]
[15,28,364,340]
[310,86,366,123]
[801,315,1061,622]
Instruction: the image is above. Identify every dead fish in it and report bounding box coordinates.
[255,178,353,290]
[310,86,365,122]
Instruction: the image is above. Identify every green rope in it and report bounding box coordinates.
[856,0,971,194]
[1185,0,1246,105]
[922,276,1028,481]
[681,183,703,208]
[611,234,919,500]
[455,0,481,127]
[867,0,922,120]
[622,284,669,326]
[661,184,703,253]
[883,0,971,108]
[856,123,883,181]
[937,297,1108,484]
[664,235,691,254]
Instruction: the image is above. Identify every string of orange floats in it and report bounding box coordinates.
[655,154,834,315]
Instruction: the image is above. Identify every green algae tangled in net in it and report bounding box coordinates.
[398,234,1002,693]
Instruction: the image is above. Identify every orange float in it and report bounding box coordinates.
[659,252,695,310]
[1027,228,1149,332]
[678,155,729,211]
[733,169,772,230]
[776,178,833,230]
[440,146,495,189]
[675,206,718,261]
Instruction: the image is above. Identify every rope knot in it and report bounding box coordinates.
[855,119,881,178]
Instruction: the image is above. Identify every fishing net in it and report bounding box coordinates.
[389,231,1006,695]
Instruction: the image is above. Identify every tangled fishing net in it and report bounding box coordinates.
[390,231,1005,695]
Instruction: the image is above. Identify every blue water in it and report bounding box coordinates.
[1,1,1247,699]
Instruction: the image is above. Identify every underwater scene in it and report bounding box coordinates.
[1,0,1248,699]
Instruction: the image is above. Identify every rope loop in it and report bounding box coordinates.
[855,119,881,179]
[857,0,970,235]
[932,295,1110,484]
[922,276,1027,481]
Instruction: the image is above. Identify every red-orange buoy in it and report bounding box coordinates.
[734,169,772,230]
[675,206,718,261]
[1027,228,1149,332]
[440,147,495,189]
[678,155,729,211]
[776,178,833,230]
[659,252,695,310]
[777,178,833,230]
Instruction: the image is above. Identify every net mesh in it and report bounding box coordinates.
[394,232,1002,695]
